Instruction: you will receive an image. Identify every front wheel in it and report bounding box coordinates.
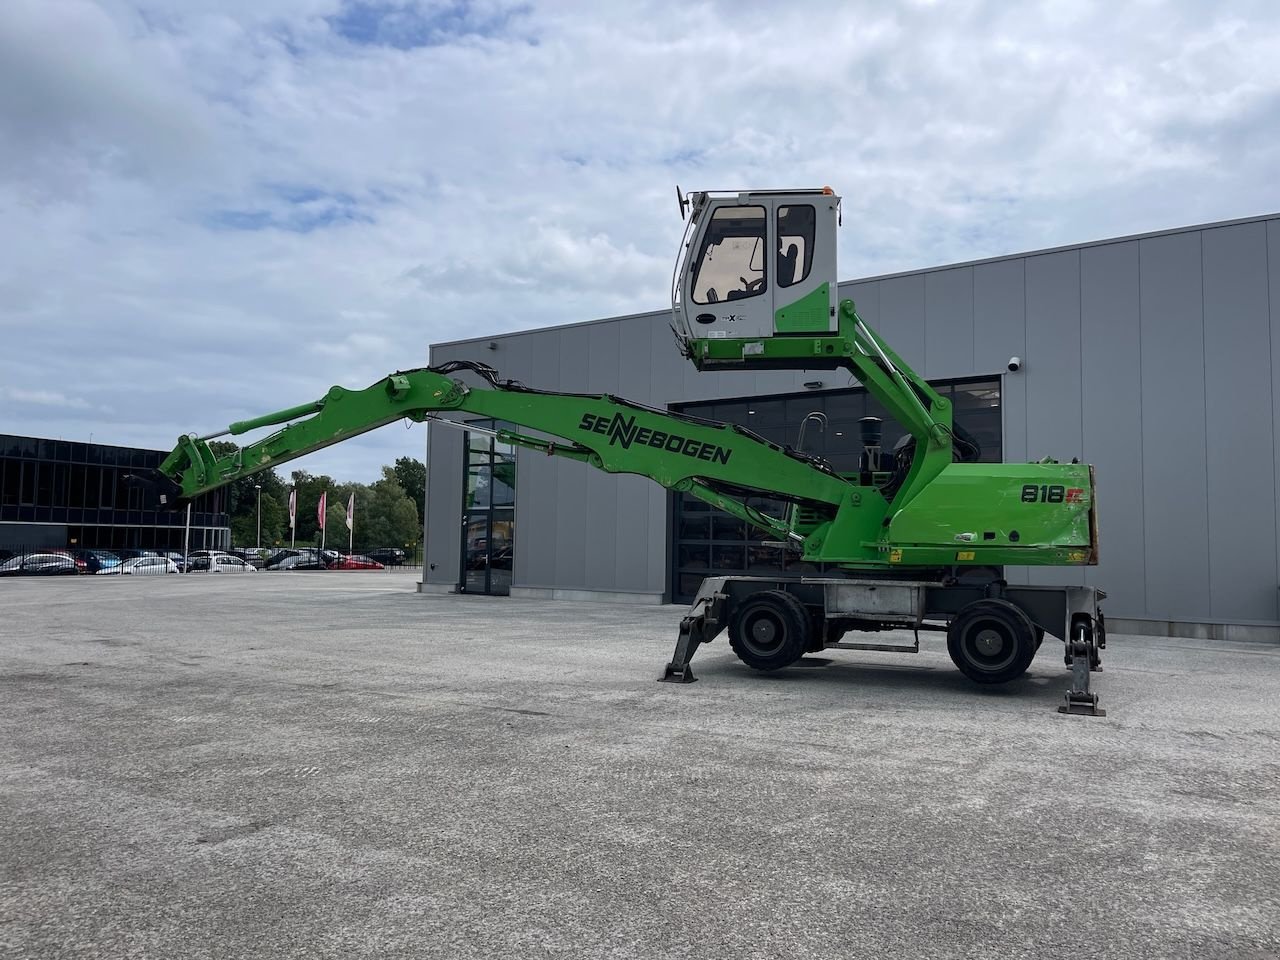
[727,590,810,672]
[947,599,1038,685]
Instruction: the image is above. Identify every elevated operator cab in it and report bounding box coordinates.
[673,188,841,345]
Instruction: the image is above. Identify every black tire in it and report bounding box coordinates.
[1034,626,1045,650]
[728,590,811,672]
[947,599,1038,685]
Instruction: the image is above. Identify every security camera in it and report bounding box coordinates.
[1007,356,1022,372]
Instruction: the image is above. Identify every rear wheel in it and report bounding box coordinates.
[947,599,1038,685]
[728,590,810,672]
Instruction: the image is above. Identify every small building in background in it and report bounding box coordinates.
[0,435,230,554]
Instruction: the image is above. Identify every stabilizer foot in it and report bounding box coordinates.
[658,588,726,686]
[659,663,698,684]
[1059,692,1106,717]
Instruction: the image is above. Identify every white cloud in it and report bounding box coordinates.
[4,387,93,409]
[2,0,1280,480]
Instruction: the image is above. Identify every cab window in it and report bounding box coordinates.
[691,205,767,305]
[776,205,816,288]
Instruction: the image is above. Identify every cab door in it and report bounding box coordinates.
[769,196,839,335]
[683,200,774,340]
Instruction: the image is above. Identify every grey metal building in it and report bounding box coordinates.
[424,213,1280,640]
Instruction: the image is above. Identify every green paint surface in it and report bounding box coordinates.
[774,282,831,333]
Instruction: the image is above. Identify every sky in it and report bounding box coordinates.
[3,0,1280,482]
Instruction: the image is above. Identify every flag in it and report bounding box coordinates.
[317,490,327,529]
[345,493,354,531]
[288,488,297,529]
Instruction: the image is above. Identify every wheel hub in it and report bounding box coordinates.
[751,618,778,645]
[974,628,1004,657]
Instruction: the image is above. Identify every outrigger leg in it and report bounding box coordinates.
[1059,614,1107,717]
[660,582,728,684]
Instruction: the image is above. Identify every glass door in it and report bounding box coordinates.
[460,424,516,595]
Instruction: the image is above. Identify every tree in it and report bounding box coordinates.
[392,456,426,524]
[341,469,420,553]
[230,492,287,548]
[325,501,350,548]
[211,441,289,548]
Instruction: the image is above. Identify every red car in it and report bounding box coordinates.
[331,554,384,570]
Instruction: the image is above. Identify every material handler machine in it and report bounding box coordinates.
[156,188,1106,715]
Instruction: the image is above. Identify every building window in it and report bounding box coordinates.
[459,421,516,596]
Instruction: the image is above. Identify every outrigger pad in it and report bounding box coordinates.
[1059,692,1106,717]
[659,663,698,684]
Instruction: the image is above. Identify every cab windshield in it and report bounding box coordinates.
[690,205,767,305]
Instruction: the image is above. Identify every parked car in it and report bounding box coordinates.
[183,550,232,571]
[229,547,271,569]
[366,547,407,566]
[114,548,161,561]
[264,548,338,570]
[0,553,79,577]
[210,555,256,574]
[270,554,326,571]
[331,554,385,570]
[119,556,181,576]
[263,549,298,569]
[187,553,256,573]
[47,549,89,573]
[67,548,122,574]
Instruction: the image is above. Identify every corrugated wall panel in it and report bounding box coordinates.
[553,332,591,589]
[844,280,879,322]
[1025,250,1085,587]
[1271,222,1280,613]
[878,274,926,372]
[424,422,462,586]
[1080,241,1145,611]
[924,267,975,380]
[1269,224,1280,616]
[1139,232,1210,621]
[616,317,657,592]
[972,260,1027,584]
[1202,223,1277,620]
[583,324,621,590]
[1025,251,1083,461]
[973,260,1027,460]
[511,330,563,589]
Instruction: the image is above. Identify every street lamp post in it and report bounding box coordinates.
[255,484,262,550]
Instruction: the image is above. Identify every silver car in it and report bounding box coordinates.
[120,557,180,576]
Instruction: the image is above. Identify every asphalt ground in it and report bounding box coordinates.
[1,574,1278,960]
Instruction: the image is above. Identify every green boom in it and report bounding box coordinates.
[157,301,1096,572]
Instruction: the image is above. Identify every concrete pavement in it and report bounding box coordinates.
[1,574,1277,959]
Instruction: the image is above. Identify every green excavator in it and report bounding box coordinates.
[155,187,1106,715]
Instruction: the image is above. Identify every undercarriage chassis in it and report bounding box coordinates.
[661,575,1107,716]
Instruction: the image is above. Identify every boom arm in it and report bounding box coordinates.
[157,361,853,546]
